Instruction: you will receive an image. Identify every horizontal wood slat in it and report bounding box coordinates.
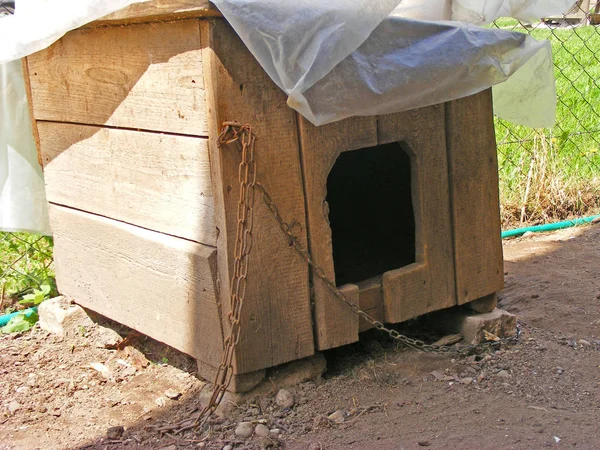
[39,122,216,246]
[27,20,208,136]
[49,204,223,369]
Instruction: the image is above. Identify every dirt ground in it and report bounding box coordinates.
[1,224,600,450]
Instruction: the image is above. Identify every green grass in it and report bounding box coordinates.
[492,21,600,226]
[0,232,55,312]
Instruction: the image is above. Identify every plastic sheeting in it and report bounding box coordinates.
[212,0,575,127]
[0,0,149,64]
[0,0,577,234]
[0,0,150,234]
[0,60,50,234]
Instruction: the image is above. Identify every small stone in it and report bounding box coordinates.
[496,370,510,379]
[107,426,125,440]
[578,339,591,346]
[155,397,166,407]
[433,334,463,346]
[235,421,254,438]
[418,441,431,447]
[95,326,123,349]
[275,389,295,409]
[38,296,94,337]
[328,410,345,423]
[255,424,270,438]
[89,362,112,379]
[522,231,534,238]
[26,374,38,387]
[164,388,181,400]
[270,428,281,435]
[122,366,137,378]
[222,446,233,450]
[461,377,473,385]
[7,401,20,415]
[16,386,30,394]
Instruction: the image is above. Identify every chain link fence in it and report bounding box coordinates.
[2,4,600,309]
[492,1,600,227]
[0,232,54,311]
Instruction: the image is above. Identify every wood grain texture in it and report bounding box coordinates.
[93,0,220,26]
[445,90,504,305]
[378,105,457,322]
[298,116,377,350]
[20,59,43,167]
[38,122,216,246]
[201,20,314,374]
[26,20,208,136]
[357,277,384,333]
[49,204,223,370]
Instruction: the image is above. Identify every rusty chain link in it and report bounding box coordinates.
[169,121,257,434]
[165,121,518,435]
[257,183,519,356]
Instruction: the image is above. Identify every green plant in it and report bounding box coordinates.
[1,310,39,334]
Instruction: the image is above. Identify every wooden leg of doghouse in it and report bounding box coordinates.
[466,293,498,313]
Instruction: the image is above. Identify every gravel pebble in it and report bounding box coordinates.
[235,421,254,438]
[275,389,295,409]
[255,423,270,437]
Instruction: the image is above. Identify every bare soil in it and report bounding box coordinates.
[1,224,600,450]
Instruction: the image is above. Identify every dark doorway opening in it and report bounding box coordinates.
[326,142,416,286]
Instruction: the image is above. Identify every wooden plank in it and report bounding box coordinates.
[49,204,223,372]
[38,122,216,246]
[26,20,208,136]
[92,0,220,26]
[378,105,457,322]
[20,59,43,167]
[357,277,384,333]
[298,115,377,350]
[201,20,314,374]
[445,90,504,305]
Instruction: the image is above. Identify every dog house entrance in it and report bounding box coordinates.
[327,142,416,286]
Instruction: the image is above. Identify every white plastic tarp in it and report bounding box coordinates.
[0,0,577,234]
[212,0,576,127]
[0,59,50,234]
[0,0,150,234]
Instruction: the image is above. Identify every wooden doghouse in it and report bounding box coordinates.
[23,1,503,390]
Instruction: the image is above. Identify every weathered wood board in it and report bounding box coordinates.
[27,19,208,136]
[378,105,457,322]
[445,90,504,304]
[201,20,314,373]
[298,116,377,350]
[49,204,223,371]
[93,0,220,26]
[38,122,216,246]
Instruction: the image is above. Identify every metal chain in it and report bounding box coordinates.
[257,183,519,355]
[167,121,518,436]
[185,121,257,432]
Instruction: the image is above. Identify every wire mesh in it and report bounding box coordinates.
[0,232,54,310]
[492,1,600,227]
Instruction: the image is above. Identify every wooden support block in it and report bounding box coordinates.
[26,19,208,136]
[38,122,216,246]
[201,20,314,373]
[445,89,504,305]
[298,115,378,350]
[378,105,456,322]
[49,204,223,373]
